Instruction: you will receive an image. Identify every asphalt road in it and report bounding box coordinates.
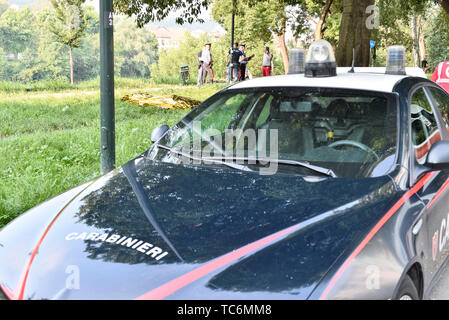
[429,264,449,300]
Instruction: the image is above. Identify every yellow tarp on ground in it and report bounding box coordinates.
[121,93,201,110]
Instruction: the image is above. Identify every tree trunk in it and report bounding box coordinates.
[411,15,420,67]
[275,33,289,74]
[69,46,74,85]
[417,15,426,61]
[336,0,375,67]
[314,0,334,40]
[439,0,449,15]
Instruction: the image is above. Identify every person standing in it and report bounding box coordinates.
[431,60,449,94]
[421,57,428,73]
[226,42,242,84]
[239,44,254,81]
[201,43,214,84]
[262,46,274,77]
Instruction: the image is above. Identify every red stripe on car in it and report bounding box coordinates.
[14,204,72,300]
[136,223,304,300]
[427,176,449,209]
[319,171,435,300]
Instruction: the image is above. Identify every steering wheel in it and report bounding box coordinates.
[329,140,380,161]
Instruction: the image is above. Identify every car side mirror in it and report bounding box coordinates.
[151,125,169,143]
[425,141,449,170]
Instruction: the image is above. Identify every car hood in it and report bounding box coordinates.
[0,156,400,300]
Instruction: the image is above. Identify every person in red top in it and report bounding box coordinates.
[431,60,449,94]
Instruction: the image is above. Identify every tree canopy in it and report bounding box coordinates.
[113,0,211,27]
[0,8,34,55]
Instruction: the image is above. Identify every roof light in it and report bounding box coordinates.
[386,46,406,75]
[288,48,305,74]
[305,40,337,78]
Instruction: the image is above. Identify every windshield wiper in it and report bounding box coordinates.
[203,156,338,178]
[155,144,252,172]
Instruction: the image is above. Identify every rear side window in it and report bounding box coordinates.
[428,87,449,131]
[410,88,442,164]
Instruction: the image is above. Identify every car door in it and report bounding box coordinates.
[410,86,449,285]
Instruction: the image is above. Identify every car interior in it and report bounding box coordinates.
[252,93,394,165]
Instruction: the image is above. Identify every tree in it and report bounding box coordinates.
[114,0,211,27]
[212,0,296,74]
[293,0,336,40]
[417,15,426,62]
[48,0,87,85]
[438,0,449,14]
[411,15,420,67]
[0,0,9,17]
[0,8,34,56]
[314,0,334,40]
[336,0,375,67]
[72,5,100,81]
[19,8,70,82]
[114,17,159,78]
[424,6,449,72]
[150,32,210,81]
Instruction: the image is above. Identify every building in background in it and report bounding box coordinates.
[148,25,225,51]
[147,26,186,50]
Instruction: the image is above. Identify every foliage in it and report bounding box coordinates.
[150,29,285,83]
[0,0,9,16]
[424,7,449,72]
[0,7,34,55]
[0,4,159,83]
[114,17,159,78]
[18,8,70,82]
[150,32,211,80]
[48,0,87,49]
[113,0,211,27]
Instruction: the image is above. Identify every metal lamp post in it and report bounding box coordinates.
[231,0,235,47]
[100,0,115,174]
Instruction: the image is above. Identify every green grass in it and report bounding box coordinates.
[0,76,208,93]
[0,79,227,228]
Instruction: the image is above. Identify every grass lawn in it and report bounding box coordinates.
[0,79,227,228]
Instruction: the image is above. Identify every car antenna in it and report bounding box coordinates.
[348,48,355,73]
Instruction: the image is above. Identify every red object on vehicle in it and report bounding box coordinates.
[431,61,449,94]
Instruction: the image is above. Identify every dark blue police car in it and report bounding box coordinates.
[1,41,449,300]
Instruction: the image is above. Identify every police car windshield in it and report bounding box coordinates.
[152,87,398,178]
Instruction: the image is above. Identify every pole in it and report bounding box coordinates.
[100,0,115,174]
[231,0,235,47]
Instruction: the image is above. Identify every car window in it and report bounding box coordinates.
[410,88,442,164]
[152,88,398,178]
[167,93,245,149]
[428,87,449,131]
[255,96,273,128]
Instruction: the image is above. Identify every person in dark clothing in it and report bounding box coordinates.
[226,42,242,83]
[238,44,254,81]
[422,57,429,73]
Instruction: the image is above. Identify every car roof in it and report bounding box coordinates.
[230,67,427,93]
